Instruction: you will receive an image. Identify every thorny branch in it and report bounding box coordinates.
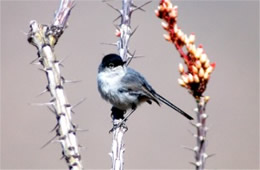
[107,1,150,170]
[27,0,83,170]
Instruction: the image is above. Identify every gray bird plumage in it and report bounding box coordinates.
[97,53,193,120]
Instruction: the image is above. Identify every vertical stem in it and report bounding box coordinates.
[110,0,133,169]
[27,1,82,169]
[195,96,208,170]
[28,22,82,170]
[117,0,133,62]
[110,120,127,170]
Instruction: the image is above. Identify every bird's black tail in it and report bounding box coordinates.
[154,93,193,120]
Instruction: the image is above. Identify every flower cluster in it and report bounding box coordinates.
[155,0,215,98]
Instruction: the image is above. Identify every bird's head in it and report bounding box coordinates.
[99,53,126,72]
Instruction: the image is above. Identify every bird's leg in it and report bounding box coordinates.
[110,107,126,133]
[111,107,125,119]
[121,108,136,123]
[115,104,137,129]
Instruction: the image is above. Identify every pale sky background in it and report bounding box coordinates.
[1,0,259,169]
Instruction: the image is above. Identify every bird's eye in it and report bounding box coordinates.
[108,63,114,68]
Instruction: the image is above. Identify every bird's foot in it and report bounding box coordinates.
[109,119,128,133]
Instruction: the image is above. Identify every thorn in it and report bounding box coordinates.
[198,135,205,142]
[195,161,202,166]
[193,146,199,152]
[113,24,120,31]
[126,55,145,66]
[53,59,65,68]
[71,98,86,111]
[127,50,136,57]
[49,97,56,103]
[201,113,208,119]
[189,161,199,167]
[40,135,58,149]
[49,123,59,133]
[64,79,82,84]
[59,135,66,141]
[100,42,117,46]
[61,76,81,84]
[67,146,75,151]
[71,1,77,11]
[190,121,202,128]
[132,55,145,59]
[106,3,121,14]
[59,63,65,67]
[21,30,28,36]
[35,88,49,97]
[71,109,75,114]
[29,57,42,65]
[78,144,86,150]
[71,122,78,129]
[72,154,81,159]
[64,104,71,108]
[207,153,216,159]
[130,25,139,37]
[58,55,69,65]
[29,98,56,106]
[71,162,79,167]
[70,128,76,135]
[113,15,121,22]
[131,4,145,12]
[190,121,198,127]
[60,155,65,160]
[190,160,202,167]
[76,128,88,132]
[47,105,56,114]
[37,68,46,73]
[30,102,54,106]
[39,67,52,73]
[126,50,136,66]
[182,145,194,152]
[31,61,41,66]
[131,1,152,13]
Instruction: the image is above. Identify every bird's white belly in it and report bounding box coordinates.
[98,68,136,110]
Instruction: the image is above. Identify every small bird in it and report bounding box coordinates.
[97,53,193,121]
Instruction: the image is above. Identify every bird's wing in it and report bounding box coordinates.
[120,68,193,120]
[122,68,193,120]
[120,68,160,105]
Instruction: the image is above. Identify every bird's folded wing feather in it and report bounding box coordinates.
[120,68,160,105]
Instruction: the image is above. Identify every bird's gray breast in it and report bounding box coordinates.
[97,67,137,110]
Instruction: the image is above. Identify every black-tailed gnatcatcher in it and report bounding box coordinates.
[97,53,193,120]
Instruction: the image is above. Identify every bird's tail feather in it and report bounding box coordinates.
[154,93,193,120]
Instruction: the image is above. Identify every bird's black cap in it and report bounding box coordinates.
[101,53,126,68]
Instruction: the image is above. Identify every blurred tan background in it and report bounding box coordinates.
[1,0,259,169]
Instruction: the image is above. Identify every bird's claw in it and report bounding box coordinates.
[109,119,128,133]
